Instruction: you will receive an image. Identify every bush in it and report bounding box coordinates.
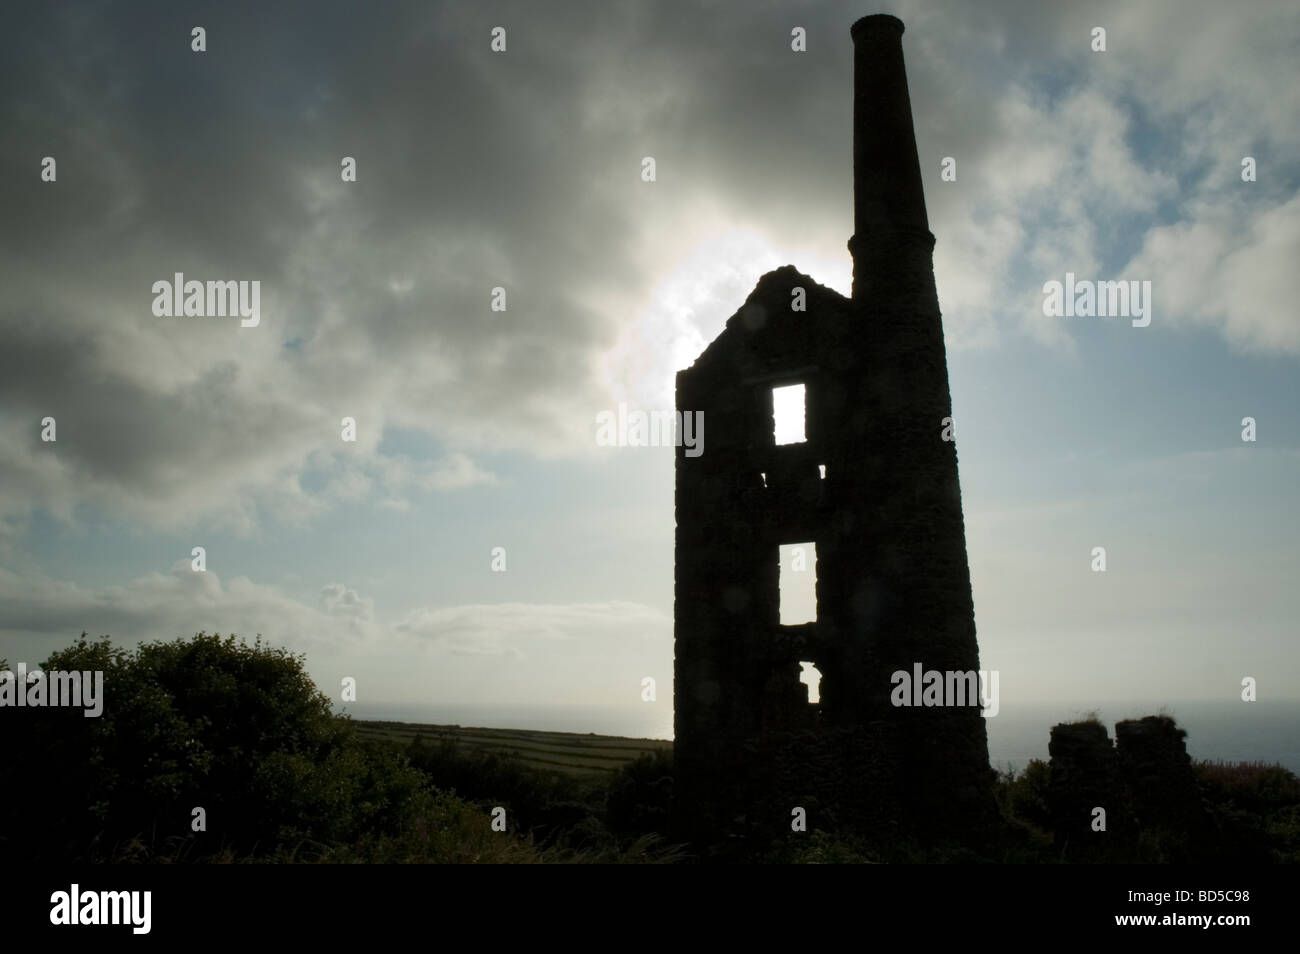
[1194,760,1300,863]
[605,749,674,838]
[400,737,603,842]
[398,737,686,861]
[0,632,692,863]
[0,632,428,861]
[997,759,1052,831]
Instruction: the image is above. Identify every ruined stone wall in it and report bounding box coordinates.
[673,264,997,846]
[1047,716,1213,862]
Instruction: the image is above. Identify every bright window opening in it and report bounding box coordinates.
[772,383,806,445]
[778,542,817,625]
[799,662,822,704]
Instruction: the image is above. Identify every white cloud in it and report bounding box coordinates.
[1127,194,1300,353]
[395,600,667,657]
[0,564,668,666]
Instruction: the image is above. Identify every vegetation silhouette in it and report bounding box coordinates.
[2,633,1295,863]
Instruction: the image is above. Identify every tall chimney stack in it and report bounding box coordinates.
[847,14,933,301]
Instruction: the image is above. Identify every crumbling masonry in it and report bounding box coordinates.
[673,14,998,844]
[1048,716,1213,862]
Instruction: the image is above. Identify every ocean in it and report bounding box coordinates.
[339,699,1300,774]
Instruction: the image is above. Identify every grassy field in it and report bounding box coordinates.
[354,719,673,777]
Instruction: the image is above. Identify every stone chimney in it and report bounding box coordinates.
[847,14,934,301]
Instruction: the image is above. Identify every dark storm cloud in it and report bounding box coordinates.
[0,0,874,528]
[1,0,1296,529]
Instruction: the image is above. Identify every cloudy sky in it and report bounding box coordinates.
[1,0,1297,735]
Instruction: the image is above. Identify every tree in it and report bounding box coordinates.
[0,632,425,861]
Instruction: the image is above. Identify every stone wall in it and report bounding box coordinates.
[1047,716,1214,862]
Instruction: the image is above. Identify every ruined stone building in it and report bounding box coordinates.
[673,14,997,844]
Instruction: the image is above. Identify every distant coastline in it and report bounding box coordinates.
[339,699,1300,774]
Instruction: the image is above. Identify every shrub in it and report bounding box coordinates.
[0,632,427,861]
[605,749,674,838]
[400,737,602,841]
[997,759,1052,831]
[1194,760,1300,863]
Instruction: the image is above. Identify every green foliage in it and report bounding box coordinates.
[401,736,603,839]
[790,829,879,864]
[0,631,686,863]
[997,759,1052,831]
[0,632,429,861]
[990,761,1056,862]
[281,789,552,864]
[1194,759,1300,863]
[397,736,686,861]
[605,748,674,837]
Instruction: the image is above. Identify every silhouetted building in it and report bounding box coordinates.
[673,14,997,846]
